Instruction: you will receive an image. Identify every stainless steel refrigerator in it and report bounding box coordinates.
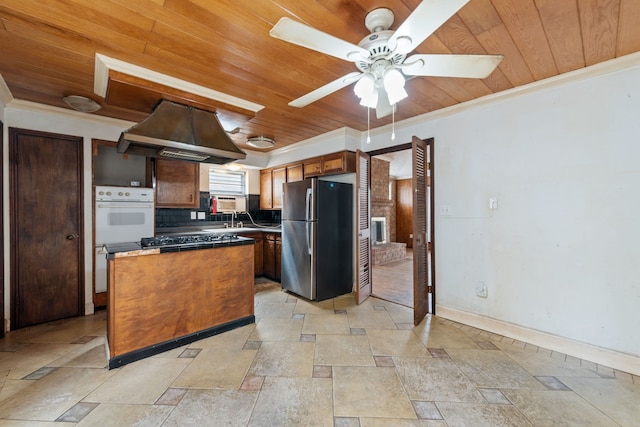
[281,178,353,301]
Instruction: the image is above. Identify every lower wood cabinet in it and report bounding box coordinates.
[275,234,282,280]
[237,231,281,280]
[237,231,263,276]
[263,232,281,281]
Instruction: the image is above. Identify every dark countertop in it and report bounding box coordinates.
[155,225,281,236]
[105,236,255,259]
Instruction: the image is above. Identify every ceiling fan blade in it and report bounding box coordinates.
[403,54,503,78]
[289,72,363,108]
[375,87,396,119]
[389,0,470,54]
[270,17,370,62]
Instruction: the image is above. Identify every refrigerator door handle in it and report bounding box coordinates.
[306,188,314,255]
[305,188,312,221]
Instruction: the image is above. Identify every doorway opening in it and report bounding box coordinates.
[367,141,435,315]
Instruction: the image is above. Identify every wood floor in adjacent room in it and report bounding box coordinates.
[372,248,414,308]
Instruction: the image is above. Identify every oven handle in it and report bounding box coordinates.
[96,203,154,209]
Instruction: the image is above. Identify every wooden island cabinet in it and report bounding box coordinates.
[107,240,254,368]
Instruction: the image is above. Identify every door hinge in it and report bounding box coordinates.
[428,286,433,293]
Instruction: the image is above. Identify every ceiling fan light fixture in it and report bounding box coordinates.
[354,73,378,108]
[246,136,275,149]
[359,93,378,109]
[383,68,408,105]
[354,73,375,98]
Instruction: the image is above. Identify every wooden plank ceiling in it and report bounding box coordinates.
[0,0,638,151]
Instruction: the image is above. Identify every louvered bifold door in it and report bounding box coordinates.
[412,136,429,325]
[356,150,372,304]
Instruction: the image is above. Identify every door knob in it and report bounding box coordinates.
[66,233,80,240]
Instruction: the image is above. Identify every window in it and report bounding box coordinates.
[208,167,246,195]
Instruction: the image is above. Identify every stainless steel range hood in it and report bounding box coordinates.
[117,100,246,164]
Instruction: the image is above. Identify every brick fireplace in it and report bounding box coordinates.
[371,157,406,265]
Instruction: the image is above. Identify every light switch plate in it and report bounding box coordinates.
[197,212,205,219]
[489,197,498,210]
[190,211,196,220]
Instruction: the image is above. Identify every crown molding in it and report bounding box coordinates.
[270,127,360,157]
[369,51,640,141]
[0,73,14,107]
[7,99,134,128]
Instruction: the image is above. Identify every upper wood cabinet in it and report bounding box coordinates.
[323,151,355,174]
[259,151,356,210]
[259,169,273,209]
[271,167,286,209]
[287,164,303,182]
[305,151,356,178]
[260,167,286,210]
[303,159,323,177]
[153,158,199,208]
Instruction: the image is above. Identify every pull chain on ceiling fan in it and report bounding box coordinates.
[270,0,503,119]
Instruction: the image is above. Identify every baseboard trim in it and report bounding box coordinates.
[435,304,640,377]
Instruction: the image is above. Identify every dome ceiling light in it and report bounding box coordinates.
[246,136,275,149]
[62,95,102,113]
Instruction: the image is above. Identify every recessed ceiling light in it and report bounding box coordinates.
[246,136,274,149]
[63,95,102,113]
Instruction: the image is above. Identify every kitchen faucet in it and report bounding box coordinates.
[231,210,237,228]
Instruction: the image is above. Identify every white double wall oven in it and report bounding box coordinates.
[94,186,155,294]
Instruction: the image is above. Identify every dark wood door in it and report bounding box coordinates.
[412,136,429,326]
[356,150,371,304]
[396,178,413,248]
[10,128,84,329]
[0,121,3,338]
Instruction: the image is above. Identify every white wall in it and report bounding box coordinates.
[365,54,640,372]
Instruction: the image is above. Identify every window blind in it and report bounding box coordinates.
[208,167,245,195]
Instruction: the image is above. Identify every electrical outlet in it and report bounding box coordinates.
[190,211,196,220]
[476,281,488,298]
[440,205,452,216]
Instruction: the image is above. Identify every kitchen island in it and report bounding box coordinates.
[106,236,255,369]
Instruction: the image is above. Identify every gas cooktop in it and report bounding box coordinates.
[141,233,239,248]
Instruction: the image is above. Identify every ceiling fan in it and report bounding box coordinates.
[270,0,503,118]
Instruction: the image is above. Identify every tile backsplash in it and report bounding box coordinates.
[155,193,280,228]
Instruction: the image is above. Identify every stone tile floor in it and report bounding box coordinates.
[0,280,638,426]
